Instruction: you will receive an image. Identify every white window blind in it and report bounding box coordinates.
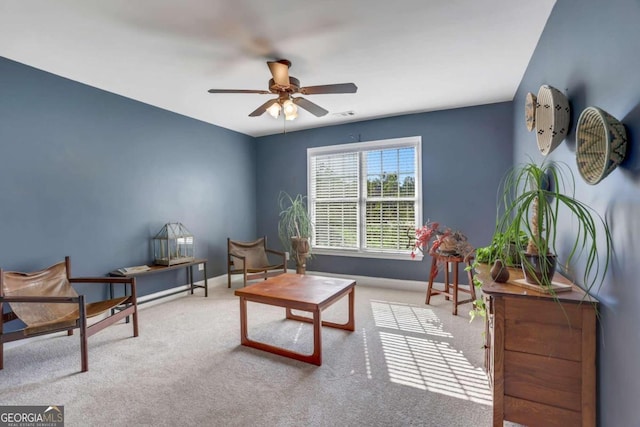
[310,152,359,249]
[308,137,422,259]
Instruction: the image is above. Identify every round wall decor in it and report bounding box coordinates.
[525,92,537,132]
[575,106,627,185]
[535,85,570,156]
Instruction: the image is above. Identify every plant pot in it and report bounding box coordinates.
[291,236,310,274]
[521,253,557,287]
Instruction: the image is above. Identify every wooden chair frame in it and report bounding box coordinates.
[0,256,138,372]
[227,237,287,288]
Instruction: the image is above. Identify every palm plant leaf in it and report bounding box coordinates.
[277,191,314,256]
[495,160,611,293]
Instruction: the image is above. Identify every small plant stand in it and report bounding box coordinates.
[425,252,476,315]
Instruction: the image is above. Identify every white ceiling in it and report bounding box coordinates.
[0,0,556,137]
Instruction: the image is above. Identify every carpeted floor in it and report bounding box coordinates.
[0,278,495,426]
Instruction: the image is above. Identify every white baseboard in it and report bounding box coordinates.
[136,275,227,308]
[305,270,427,293]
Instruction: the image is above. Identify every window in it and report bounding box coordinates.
[308,136,422,259]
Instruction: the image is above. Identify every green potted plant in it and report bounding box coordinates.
[474,230,528,267]
[278,191,314,274]
[470,160,611,323]
[494,160,611,291]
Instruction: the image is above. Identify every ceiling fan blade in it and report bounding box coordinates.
[249,98,279,117]
[208,89,271,94]
[299,83,358,95]
[267,60,290,87]
[293,97,329,117]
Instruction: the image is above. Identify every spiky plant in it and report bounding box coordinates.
[495,161,611,291]
[277,191,314,261]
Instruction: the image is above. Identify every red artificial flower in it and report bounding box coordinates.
[411,221,446,257]
[411,221,472,280]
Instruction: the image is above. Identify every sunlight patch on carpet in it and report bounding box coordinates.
[362,328,373,379]
[371,300,452,338]
[379,331,492,405]
[293,323,303,344]
[370,300,491,405]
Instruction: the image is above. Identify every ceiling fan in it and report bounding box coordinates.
[207,59,357,120]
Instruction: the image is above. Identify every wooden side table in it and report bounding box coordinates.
[109,258,208,303]
[425,251,475,315]
[476,264,597,426]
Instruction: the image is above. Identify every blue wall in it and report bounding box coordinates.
[513,0,640,424]
[255,102,513,282]
[0,57,257,298]
[6,2,636,417]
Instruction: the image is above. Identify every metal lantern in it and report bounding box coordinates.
[153,222,195,266]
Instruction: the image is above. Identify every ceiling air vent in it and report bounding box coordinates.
[333,111,355,117]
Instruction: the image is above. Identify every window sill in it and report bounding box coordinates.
[311,248,423,261]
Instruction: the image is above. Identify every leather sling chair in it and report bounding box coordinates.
[227,237,287,288]
[0,256,138,372]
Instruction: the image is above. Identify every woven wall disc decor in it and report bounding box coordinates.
[575,106,627,185]
[535,85,570,155]
[525,92,537,132]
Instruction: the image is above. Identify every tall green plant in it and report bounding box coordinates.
[277,191,313,255]
[495,161,611,292]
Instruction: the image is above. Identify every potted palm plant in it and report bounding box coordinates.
[494,160,611,291]
[278,191,314,274]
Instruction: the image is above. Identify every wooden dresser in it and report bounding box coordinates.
[476,264,597,427]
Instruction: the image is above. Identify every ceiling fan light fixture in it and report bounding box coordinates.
[267,102,281,119]
[282,99,298,120]
[285,110,298,121]
[207,59,357,121]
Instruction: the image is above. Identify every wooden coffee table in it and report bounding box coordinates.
[234,273,356,366]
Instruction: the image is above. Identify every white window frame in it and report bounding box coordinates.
[307,136,423,260]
